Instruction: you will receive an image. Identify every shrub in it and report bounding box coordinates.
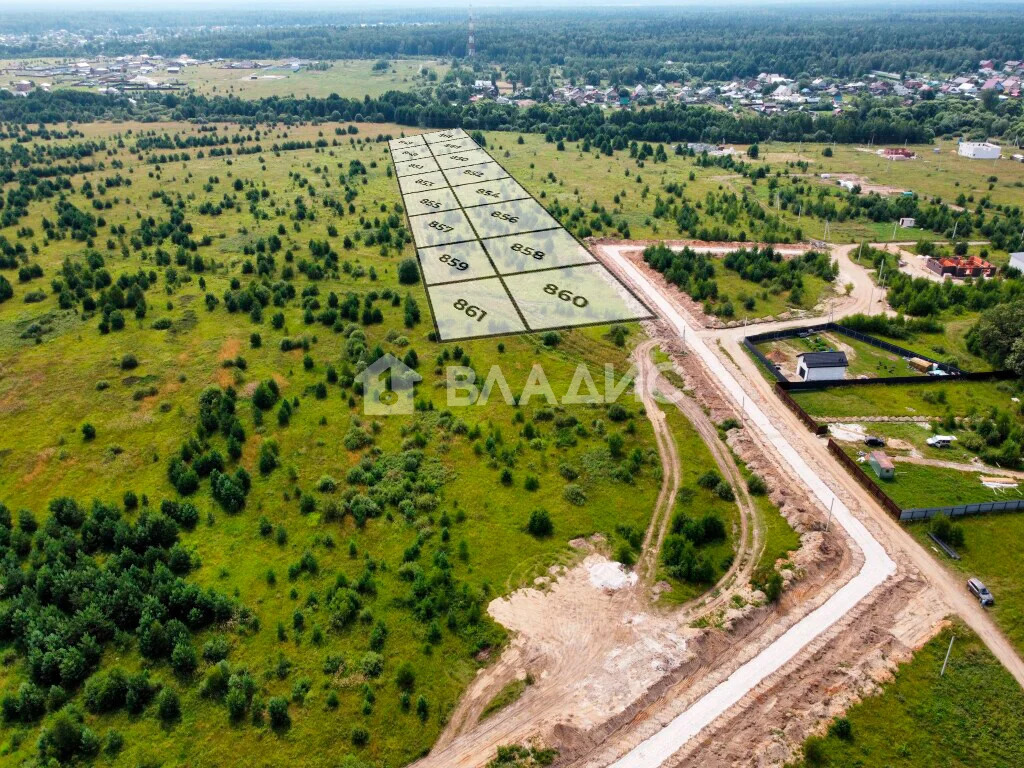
[563,484,586,506]
[398,258,420,285]
[157,688,181,723]
[267,696,290,729]
[714,481,735,501]
[526,508,553,537]
[697,470,721,489]
[746,474,767,496]
[351,726,370,746]
[930,514,965,548]
[202,636,230,662]
[359,652,384,678]
[804,735,826,766]
[395,662,416,692]
[81,423,96,441]
[829,716,853,741]
[120,353,138,370]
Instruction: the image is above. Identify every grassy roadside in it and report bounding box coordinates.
[910,516,1024,657]
[790,622,1024,768]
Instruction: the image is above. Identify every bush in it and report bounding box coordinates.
[398,258,420,284]
[81,423,96,441]
[563,484,586,506]
[746,474,767,495]
[157,688,181,723]
[359,652,384,678]
[697,470,721,489]
[804,735,827,766]
[930,514,965,548]
[829,716,853,741]
[351,726,370,746]
[120,353,138,370]
[395,661,416,692]
[267,696,290,729]
[714,481,735,502]
[526,508,553,538]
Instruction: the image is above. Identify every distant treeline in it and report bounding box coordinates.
[3,87,1019,146]
[4,8,1024,83]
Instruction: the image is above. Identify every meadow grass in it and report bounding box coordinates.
[791,622,1024,768]
[910,516,1024,657]
[0,123,678,766]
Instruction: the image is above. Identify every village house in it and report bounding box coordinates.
[796,351,848,382]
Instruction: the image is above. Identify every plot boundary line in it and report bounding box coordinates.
[388,130,654,341]
[421,137,533,332]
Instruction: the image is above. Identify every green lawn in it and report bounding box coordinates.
[792,379,1023,420]
[859,459,1022,509]
[792,623,1024,768]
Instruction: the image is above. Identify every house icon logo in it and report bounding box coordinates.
[355,353,422,416]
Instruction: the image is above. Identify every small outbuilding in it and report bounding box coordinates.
[796,351,848,382]
[867,451,895,480]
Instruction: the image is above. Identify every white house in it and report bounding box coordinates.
[958,141,1001,159]
[1010,251,1024,272]
[796,351,848,382]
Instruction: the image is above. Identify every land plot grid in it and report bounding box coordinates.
[389,129,653,340]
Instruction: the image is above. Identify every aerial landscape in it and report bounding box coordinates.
[2,2,1024,767]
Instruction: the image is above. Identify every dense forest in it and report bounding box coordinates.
[4,7,1024,83]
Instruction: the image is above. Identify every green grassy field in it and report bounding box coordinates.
[791,622,1024,768]
[653,404,744,604]
[173,60,449,99]
[910,515,1024,657]
[792,378,1023,420]
[874,462,1021,509]
[0,122,680,766]
[2,58,449,101]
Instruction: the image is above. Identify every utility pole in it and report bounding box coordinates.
[825,497,835,532]
[940,633,956,676]
[892,220,899,241]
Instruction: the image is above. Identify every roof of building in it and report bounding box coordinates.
[797,351,849,368]
[934,255,994,271]
[869,451,894,470]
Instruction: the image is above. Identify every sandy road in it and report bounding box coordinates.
[594,242,1024,766]
[599,244,897,767]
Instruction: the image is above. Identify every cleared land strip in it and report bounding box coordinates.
[599,244,897,768]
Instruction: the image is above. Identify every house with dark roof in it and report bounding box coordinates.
[796,351,848,382]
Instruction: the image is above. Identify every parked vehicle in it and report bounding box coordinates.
[863,435,886,447]
[967,577,995,606]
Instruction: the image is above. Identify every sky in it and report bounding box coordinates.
[0,0,1005,10]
